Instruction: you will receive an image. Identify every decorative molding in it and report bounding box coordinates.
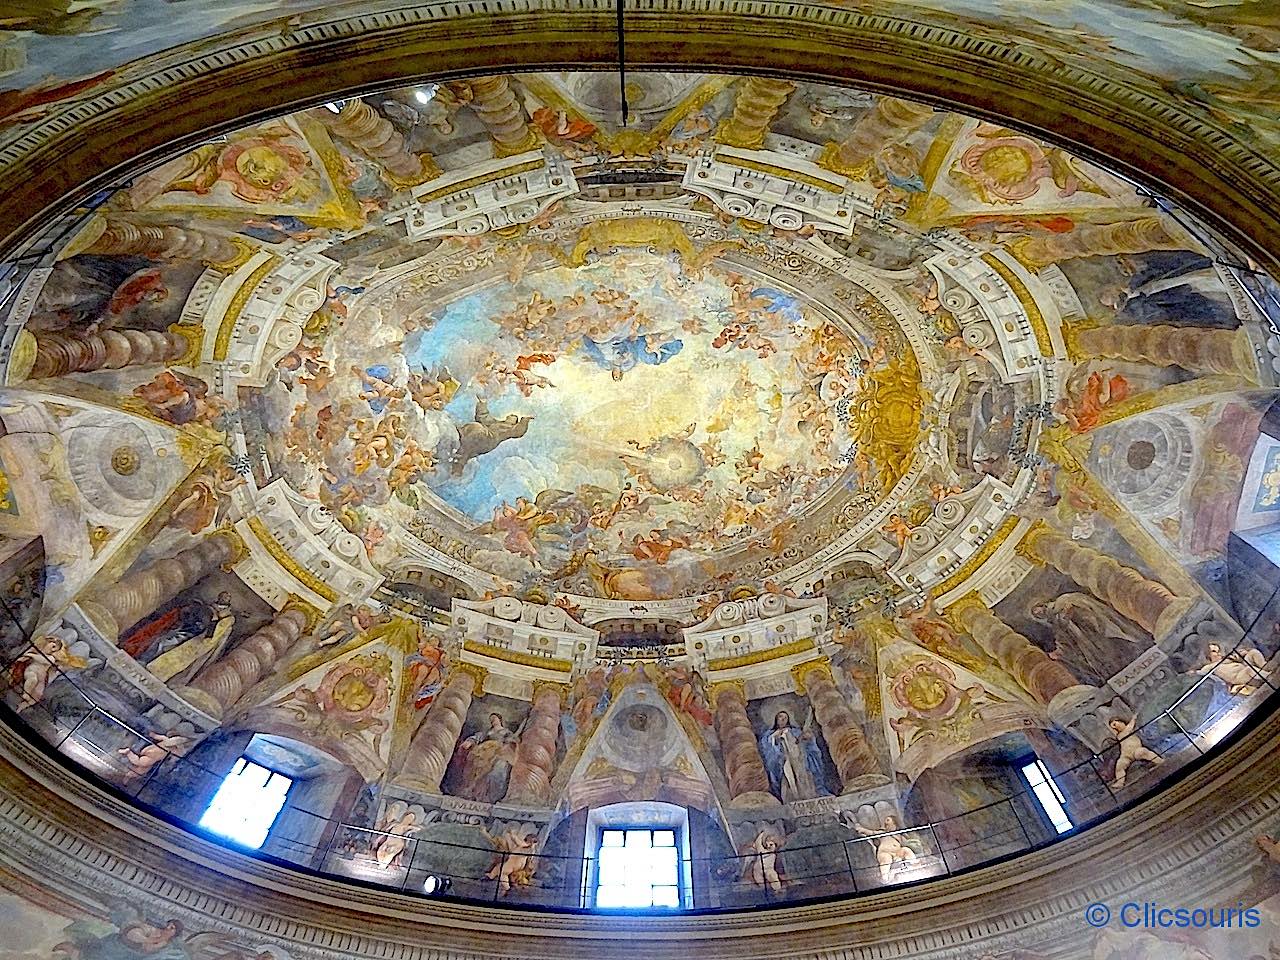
[243,515,339,603]
[789,657,836,695]
[213,255,281,363]
[685,594,827,674]
[452,596,598,676]
[235,479,382,611]
[707,637,817,672]
[683,147,857,234]
[404,150,575,240]
[0,2,1279,285]
[461,639,573,673]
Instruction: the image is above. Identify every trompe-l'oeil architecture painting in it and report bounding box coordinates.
[0,69,1278,930]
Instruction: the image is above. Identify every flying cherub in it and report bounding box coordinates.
[476,498,561,561]
[883,513,913,547]
[351,414,405,474]
[735,442,765,483]
[630,527,693,564]
[407,368,459,411]
[350,364,404,414]
[511,353,557,396]
[902,600,988,673]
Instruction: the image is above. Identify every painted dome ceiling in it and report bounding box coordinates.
[0,69,1278,912]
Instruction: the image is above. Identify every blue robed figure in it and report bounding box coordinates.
[758,709,830,803]
[580,333,683,381]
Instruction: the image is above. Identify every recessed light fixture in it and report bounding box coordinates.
[422,875,452,895]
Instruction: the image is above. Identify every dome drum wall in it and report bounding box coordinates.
[0,66,1276,940]
[0,699,1278,959]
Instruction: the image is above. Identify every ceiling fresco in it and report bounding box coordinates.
[0,70,1278,911]
[284,249,864,592]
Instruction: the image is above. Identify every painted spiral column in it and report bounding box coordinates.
[819,97,934,177]
[80,217,244,266]
[461,76,540,157]
[502,682,566,805]
[710,682,774,804]
[794,662,880,789]
[1071,323,1258,382]
[945,593,1080,704]
[715,77,796,150]
[396,666,482,792]
[28,328,190,380]
[180,604,314,718]
[1017,523,1178,636]
[1011,216,1192,270]
[314,99,439,187]
[91,529,244,639]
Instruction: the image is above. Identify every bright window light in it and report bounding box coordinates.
[595,828,680,908]
[1021,758,1073,835]
[198,757,291,848]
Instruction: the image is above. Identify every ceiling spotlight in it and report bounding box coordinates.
[323,100,347,114]
[422,874,452,895]
[414,85,439,105]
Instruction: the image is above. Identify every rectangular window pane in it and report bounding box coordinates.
[644,848,678,886]
[243,761,271,790]
[198,758,291,849]
[597,847,629,886]
[1038,760,1068,805]
[594,826,682,909]
[1023,759,1073,834]
[595,885,631,909]
[651,885,679,908]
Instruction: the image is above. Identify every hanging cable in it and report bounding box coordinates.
[616,0,629,125]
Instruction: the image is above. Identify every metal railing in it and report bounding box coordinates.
[0,578,1275,913]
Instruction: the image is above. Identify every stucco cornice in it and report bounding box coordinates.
[2,1,1279,274]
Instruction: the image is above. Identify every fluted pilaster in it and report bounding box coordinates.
[180,605,313,717]
[502,683,565,805]
[396,667,480,792]
[794,662,879,789]
[946,593,1079,704]
[1018,523,1177,636]
[314,99,439,187]
[715,77,796,150]
[1010,217,1191,270]
[93,529,243,639]
[819,97,934,178]
[711,683,774,804]
[1071,323,1257,382]
[29,328,189,380]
